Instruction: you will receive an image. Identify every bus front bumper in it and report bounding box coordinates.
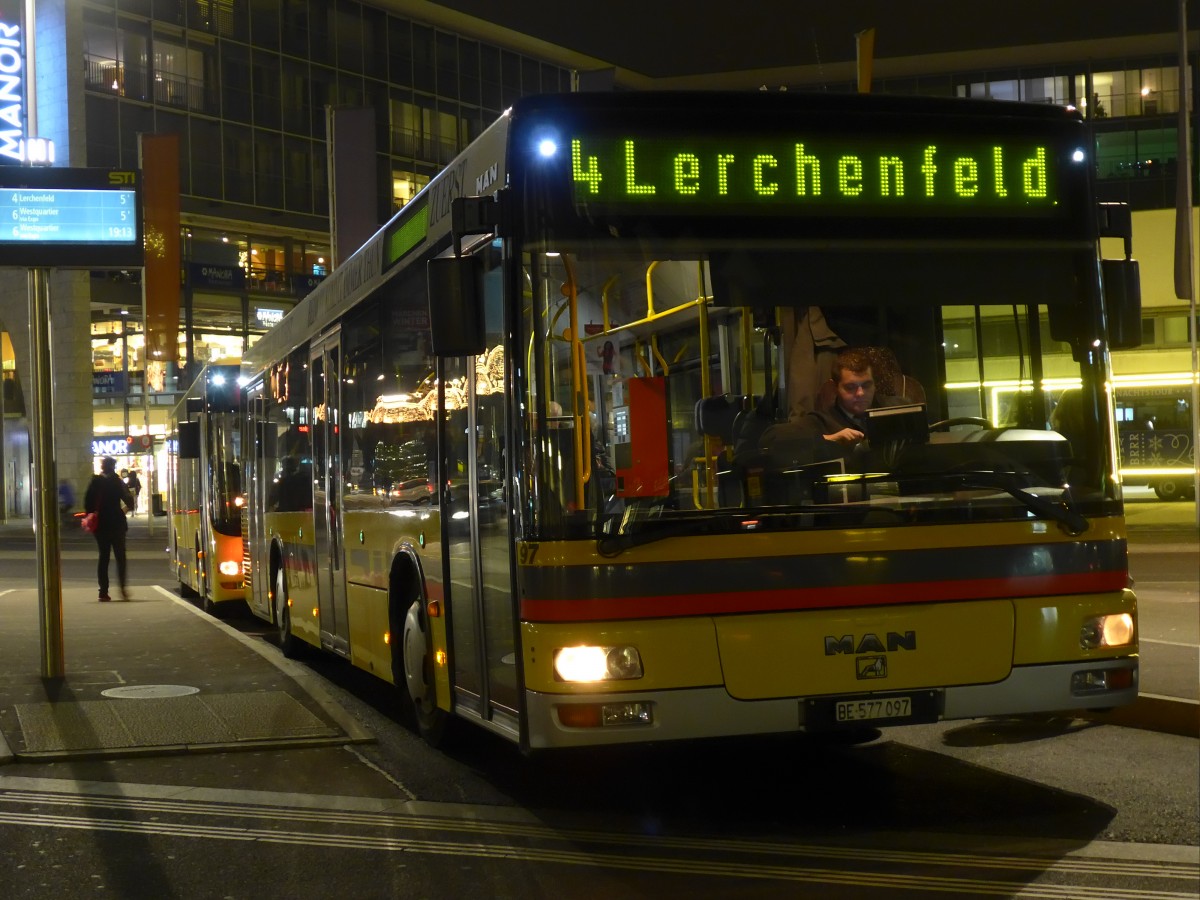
[523,658,1138,749]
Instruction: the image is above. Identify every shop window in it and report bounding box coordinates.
[245,241,287,292]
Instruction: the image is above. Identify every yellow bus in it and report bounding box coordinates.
[240,92,1140,750]
[167,363,246,614]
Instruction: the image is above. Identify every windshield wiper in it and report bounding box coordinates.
[595,509,822,557]
[918,470,1089,535]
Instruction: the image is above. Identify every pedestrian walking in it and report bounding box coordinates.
[125,468,142,513]
[85,456,135,602]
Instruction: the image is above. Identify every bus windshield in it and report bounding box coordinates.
[208,411,242,536]
[520,243,1116,544]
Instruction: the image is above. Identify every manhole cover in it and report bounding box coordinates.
[101,684,201,699]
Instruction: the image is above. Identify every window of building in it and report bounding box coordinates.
[249,0,280,50]
[480,44,501,111]
[1161,312,1199,346]
[1095,126,1178,179]
[189,0,246,40]
[335,0,363,73]
[192,294,248,362]
[390,98,421,157]
[957,74,1068,105]
[153,37,206,110]
[411,24,434,93]
[391,169,430,211]
[1088,65,1189,119]
[436,31,459,98]
[363,6,386,75]
[245,239,288,291]
[280,0,310,57]
[292,243,330,277]
[85,95,120,168]
[83,15,150,102]
[281,58,310,135]
[459,40,480,106]
[221,42,252,123]
[191,118,224,198]
[252,48,282,130]
[254,130,284,209]
[285,136,315,213]
[223,123,254,200]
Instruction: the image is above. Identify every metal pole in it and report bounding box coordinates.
[30,268,64,679]
[142,277,154,536]
[1178,0,1200,524]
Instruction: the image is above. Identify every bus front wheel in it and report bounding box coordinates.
[400,600,448,745]
[1152,478,1196,501]
[274,566,303,658]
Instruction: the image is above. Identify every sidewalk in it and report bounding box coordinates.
[0,581,371,764]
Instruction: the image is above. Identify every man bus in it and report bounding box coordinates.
[167,363,246,615]
[239,92,1139,750]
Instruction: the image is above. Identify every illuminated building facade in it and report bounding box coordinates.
[0,2,1194,517]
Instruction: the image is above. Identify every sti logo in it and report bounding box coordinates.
[108,172,137,185]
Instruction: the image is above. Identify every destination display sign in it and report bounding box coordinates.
[567,133,1078,218]
[0,167,143,267]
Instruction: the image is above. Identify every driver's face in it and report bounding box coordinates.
[836,367,875,417]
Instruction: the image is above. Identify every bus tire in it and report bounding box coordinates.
[196,536,212,612]
[274,565,303,659]
[200,560,219,617]
[1151,478,1194,501]
[176,532,198,598]
[399,599,448,746]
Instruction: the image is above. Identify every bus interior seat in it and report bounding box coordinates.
[695,394,742,444]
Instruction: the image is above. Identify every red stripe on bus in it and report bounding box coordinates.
[520,569,1128,622]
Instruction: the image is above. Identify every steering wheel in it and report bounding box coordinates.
[929,416,991,431]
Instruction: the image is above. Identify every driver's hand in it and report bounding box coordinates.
[823,427,864,445]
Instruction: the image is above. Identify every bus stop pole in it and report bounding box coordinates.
[30,267,65,679]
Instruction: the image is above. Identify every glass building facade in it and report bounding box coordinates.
[0,5,1195,517]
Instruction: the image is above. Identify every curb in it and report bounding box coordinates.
[1076,693,1200,739]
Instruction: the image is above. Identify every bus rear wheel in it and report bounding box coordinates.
[399,600,448,745]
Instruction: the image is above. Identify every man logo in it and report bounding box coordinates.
[858,656,887,679]
[825,631,916,655]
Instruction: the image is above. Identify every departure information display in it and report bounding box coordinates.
[0,168,143,267]
[2,187,136,242]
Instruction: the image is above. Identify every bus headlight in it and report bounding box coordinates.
[553,645,643,682]
[1080,613,1134,650]
[218,561,242,577]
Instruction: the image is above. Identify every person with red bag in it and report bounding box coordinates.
[83,456,136,602]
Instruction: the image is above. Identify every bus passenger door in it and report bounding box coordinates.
[245,390,274,621]
[310,332,350,656]
[442,248,519,731]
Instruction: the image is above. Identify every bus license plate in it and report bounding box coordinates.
[836,696,910,723]
[805,691,937,731]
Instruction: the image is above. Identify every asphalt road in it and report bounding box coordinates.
[0,511,1196,898]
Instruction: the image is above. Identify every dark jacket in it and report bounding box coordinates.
[803,394,904,438]
[85,472,134,533]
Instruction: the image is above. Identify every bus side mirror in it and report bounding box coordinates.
[427,255,485,356]
[1101,258,1142,350]
[178,421,201,460]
